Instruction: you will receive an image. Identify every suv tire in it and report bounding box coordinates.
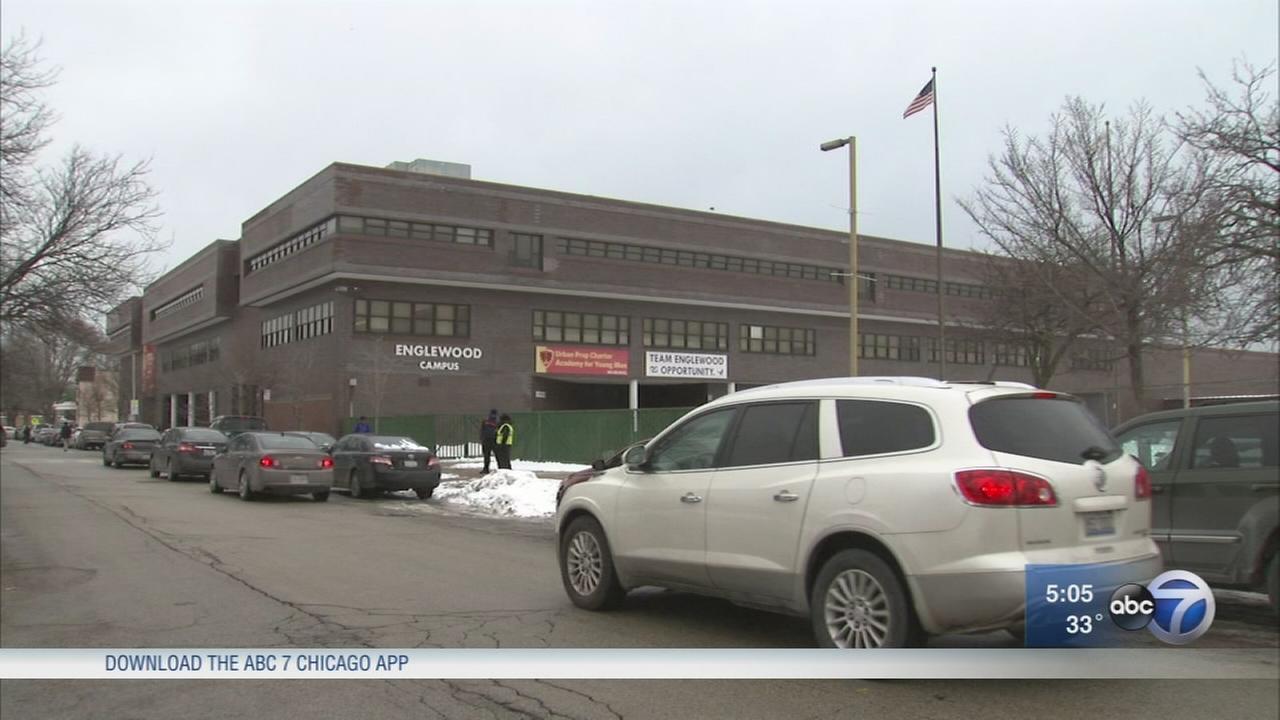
[560,516,626,611]
[811,549,920,649]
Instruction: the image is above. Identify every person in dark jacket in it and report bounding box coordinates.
[59,421,73,452]
[495,414,515,470]
[354,416,372,433]
[22,425,32,444]
[480,409,499,474]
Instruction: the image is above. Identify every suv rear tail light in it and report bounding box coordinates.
[955,469,1058,506]
[1134,464,1152,500]
[427,455,440,468]
[370,455,394,466]
[259,455,277,468]
[121,442,134,450]
[319,457,334,469]
[178,442,198,454]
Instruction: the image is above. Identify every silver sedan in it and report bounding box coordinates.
[210,432,333,502]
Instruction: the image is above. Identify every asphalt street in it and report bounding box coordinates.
[2,442,1277,719]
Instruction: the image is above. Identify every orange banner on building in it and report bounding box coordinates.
[534,345,629,376]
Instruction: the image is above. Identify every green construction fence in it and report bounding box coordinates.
[341,407,694,463]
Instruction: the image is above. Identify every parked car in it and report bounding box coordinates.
[102,427,163,467]
[283,431,337,453]
[35,427,59,446]
[77,421,117,450]
[210,415,268,437]
[2,426,14,441]
[149,427,230,481]
[330,434,441,500]
[209,431,332,501]
[556,377,1163,648]
[1114,400,1279,614]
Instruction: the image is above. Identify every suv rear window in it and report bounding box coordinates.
[120,429,162,441]
[258,435,321,450]
[969,396,1120,465]
[216,417,267,431]
[85,422,115,432]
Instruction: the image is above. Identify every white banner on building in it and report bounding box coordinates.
[645,351,728,380]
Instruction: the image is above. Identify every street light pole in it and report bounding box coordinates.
[821,136,859,376]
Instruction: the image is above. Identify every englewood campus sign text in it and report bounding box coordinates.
[645,351,728,379]
[394,343,483,372]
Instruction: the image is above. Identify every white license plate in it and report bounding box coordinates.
[203,449,215,456]
[1083,511,1116,537]
[403,460,418,468]
[290,474,309,484]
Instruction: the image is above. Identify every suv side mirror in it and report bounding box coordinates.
[590,459,606,471]
[623,445,648,470]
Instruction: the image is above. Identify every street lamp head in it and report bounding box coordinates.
[820,138,850,152]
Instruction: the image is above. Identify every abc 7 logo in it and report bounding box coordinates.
[1108,570,1216,644]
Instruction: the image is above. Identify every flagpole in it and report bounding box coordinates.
[931,66,946,380]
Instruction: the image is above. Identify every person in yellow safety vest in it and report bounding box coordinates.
[495,414,515,470]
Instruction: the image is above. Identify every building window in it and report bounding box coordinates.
[859,333,921,361]
[261,314,294,348]
[246,217,336,274]
[337,215,493,248]
[294,301,334,341]
[739,324,817,356]
[928,338,985,365]
[150,285,205,320]
[884,273,991,300]
[554,237,845,286]
[993,343,1030,367]
[643,318,729,351]
[208,337,220,363]
[353,299,470,338]
[511,233,543,269]
[1071,349,1115,371]
[533,310,630,346]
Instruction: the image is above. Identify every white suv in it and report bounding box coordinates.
[555,377,1162,647]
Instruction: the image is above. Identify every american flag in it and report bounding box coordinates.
[902,78,934,118]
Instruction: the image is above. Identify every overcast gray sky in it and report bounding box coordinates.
[3,0,1276,274]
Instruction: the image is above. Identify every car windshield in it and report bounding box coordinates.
[85,422,115,432]
[181,429,227,442]
[120,430,161,441]
[369,436,431,451]
[257,434,320,450]
[969,396,1121,465]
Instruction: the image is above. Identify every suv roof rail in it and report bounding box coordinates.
[944,380,1039,389]
[736,376,947,394]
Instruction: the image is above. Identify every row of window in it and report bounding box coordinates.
[160,337,221,373]
[354,299,470,337]
[882,273,992,299]
[246,218,335,273]
[338,215,494,247]
[151,285,204,321]
[261,301,335,348]
[554,236,857,291]
[1071,349,1116,371]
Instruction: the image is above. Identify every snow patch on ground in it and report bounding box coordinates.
[445,459,587,473]
[432,469,559,518]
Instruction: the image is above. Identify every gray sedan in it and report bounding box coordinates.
[210,432,333,502]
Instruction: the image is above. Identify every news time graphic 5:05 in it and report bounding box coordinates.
[1024,565,1217,647]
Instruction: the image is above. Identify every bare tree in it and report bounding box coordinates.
[0,321,102,420]
[1175,60,1279,346]
[973,253,1104,387]
[0,35,166,334]
[959,98,1233,412]
[349,336,400,433]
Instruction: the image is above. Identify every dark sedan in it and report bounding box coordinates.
[210,432,333,502]
[103,428,163,468]
[149,427,229,480]
[331,434,441,500]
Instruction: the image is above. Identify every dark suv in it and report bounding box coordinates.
[209,415,268,437]
[1115,400,1279,613]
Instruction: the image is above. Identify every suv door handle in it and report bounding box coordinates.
[680,493,703,504]
[1151,486,1167,494]
[773,490,800,503]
